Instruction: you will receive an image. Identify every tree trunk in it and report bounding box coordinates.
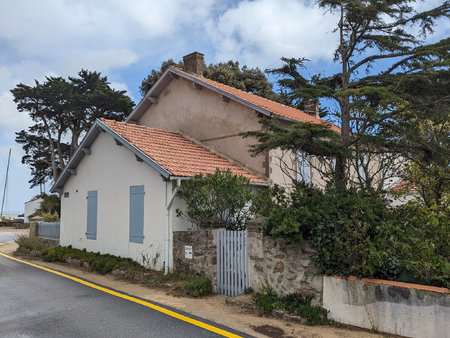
[41,117,59,182]
[56,129,65,171]
[334,1,349,191]
[70,129,81,157]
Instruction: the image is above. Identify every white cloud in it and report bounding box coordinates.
[110,81,136,103]
[59,49,139,75]
[206,0,338,68]
[0,92,33,138]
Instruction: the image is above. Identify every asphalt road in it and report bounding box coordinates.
[0,254,247,338]
[0,230,26,243]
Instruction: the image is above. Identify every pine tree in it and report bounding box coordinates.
[12,70,134,187]
[252,0,449,190]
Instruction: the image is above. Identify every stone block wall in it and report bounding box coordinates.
[173,218,323,302]
[247,226,323,305]
[173,228,222,291]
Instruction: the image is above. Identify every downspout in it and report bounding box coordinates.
[164,178,181,274]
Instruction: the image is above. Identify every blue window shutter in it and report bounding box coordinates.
[86,190,98,240]
[129,185,144,243]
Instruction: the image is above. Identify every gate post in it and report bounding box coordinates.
[29,222,38,237]
[246,217,266,292]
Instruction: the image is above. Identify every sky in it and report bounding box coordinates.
[0,0,448,213]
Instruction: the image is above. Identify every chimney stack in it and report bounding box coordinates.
[303,100,320,119]
[182,52,205,76]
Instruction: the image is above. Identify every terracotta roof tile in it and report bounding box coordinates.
[174,67,341,134]
[390,179,415,191]
[101,119,266,183]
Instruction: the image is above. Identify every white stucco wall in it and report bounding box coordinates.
[24,198,43,222]
[60,131,190,271]
[323,276,449,338]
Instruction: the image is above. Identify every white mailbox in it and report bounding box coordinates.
[185,245,193,259]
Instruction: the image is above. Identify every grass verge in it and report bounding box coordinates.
[16,242,213,298]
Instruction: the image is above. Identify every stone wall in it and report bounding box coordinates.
[247,221,323,305]
[173,228,222,291]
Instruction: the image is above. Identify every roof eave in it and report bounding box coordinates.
[126,67,175,123]
[168,175,268,187]
[51,119,172,193]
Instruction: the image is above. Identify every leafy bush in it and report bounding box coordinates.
[251,283,279,314]
[383,202,449,287]
[252,283,329,325]
[262,183,449,288]
[176,169,254,230]
[30,193,60,219]
[40,212,60,222]
[183,276,213,297]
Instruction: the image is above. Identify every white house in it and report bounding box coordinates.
[51,119,266,272]
[52,52,343,272]
[24,197,43,222]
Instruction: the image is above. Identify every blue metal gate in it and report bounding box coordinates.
[38,222,60,239]
[217,230,248,297]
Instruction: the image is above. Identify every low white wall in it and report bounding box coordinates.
[323,276,449,338]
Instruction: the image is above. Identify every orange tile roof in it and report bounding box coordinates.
[390,179,415,191]
[101,119,266,183]
[174,67,341,133]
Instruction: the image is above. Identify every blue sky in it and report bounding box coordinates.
[0,0,448,212]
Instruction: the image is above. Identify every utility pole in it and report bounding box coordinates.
[1,148,11,219]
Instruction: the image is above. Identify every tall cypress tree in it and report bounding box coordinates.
[251,0,449,190]
[12,70,134,187]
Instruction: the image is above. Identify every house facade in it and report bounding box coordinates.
[52,52,342,271]
[52,119,265,272]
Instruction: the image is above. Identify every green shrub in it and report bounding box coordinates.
[252,283,279,314]
[183,276,213,297]
[40,212,60,222]
[30,193,60,219]
[295,305,329,325]
[252,284,329,325]
[262,182,449,288]
[15,234,49,252]
[176,169,254,230]
[243,287,254,294]
[40,246,141,275]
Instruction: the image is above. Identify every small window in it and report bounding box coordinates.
[296,150,311,184]
[129,185,144,243]
[64,192,69,198]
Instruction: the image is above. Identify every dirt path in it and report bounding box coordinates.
[0,242,384,338]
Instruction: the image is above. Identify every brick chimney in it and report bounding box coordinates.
[303,100,320,118]
[182,52,205,76]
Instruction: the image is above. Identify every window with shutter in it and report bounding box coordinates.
[86,190,98,240]
[129,185,144,243]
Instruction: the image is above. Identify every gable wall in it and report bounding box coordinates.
[138,77,267,177]
[60,131,190,270]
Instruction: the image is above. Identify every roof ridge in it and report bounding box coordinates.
[170,67,340,131]
[101,118,182,135]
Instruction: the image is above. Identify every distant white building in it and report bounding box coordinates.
[24,197,43,222]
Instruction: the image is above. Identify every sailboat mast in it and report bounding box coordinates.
[1,148,11,219]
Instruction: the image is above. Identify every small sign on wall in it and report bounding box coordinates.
[185,245,193,259]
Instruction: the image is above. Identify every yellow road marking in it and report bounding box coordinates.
[0,241,14,245]
[0,252,242,338]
